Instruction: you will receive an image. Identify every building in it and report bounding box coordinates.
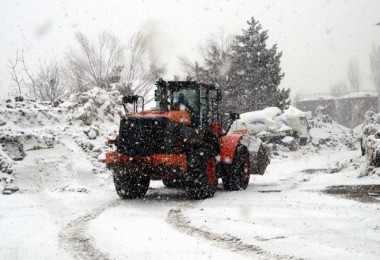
[295,92,379,128]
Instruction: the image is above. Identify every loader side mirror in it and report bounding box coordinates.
[216,89,222,102]
[122,95,144,113]
[123,95,139,104]
[229,112,240,121]
[154,89,162,102]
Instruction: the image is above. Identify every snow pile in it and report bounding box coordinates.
[0,144,17,195]
[0,99,65,135]
[270,109,357,159]
[240,107,282,122]
[235,107,288,135]
[63,87,123,127]
[360,111,380,176]
[309,113,356,150]
[0,145,12,173]
[0,87,125,195]
[283,105,310,118]
[62,87,123,166]
[233,106,311,151]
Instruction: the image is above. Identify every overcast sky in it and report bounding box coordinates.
[1,0,380,98]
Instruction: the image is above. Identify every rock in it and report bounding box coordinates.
[88,129,97,140]
[0,136,26,160]
[15,96,24,102]
[4,184,19,192]
[2,189,12,195]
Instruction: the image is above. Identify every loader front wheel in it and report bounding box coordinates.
[222,145,250,191]
[114,175,150,199]
[184,154,216,200]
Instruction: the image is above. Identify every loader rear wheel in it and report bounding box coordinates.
[222,145,250,191]
[184,154,216,200]
[113,175,150,199]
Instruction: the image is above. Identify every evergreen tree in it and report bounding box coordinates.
[226,17,289,113]
[180,17,290,113]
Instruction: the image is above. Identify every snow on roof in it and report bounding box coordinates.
[339,92,378,99]
[298,91,378,102]
[283,105,307,118]
[298,95,334,102]
[240,107,282,121]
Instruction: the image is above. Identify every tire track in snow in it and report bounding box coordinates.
[167,206,298,260]
[59,200,121,260]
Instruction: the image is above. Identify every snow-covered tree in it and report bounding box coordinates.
[181,18,289,113]
[226,17,289,112]
[370,44,380,95]
[347,57,362,93]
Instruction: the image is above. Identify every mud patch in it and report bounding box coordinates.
[255,236,286,241]
[302,165,345,174]
[167,208,297,260]
[257,190,282,193]
[57,186,90,193]
[325,185,380,203]
[301,168,328,174]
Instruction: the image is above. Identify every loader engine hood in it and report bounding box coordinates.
[116,111,190,157]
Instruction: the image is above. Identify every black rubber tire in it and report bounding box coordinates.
[222,145,250,191]
[162,179,183,189]
[113,174,150,199]
[184,154,216,200]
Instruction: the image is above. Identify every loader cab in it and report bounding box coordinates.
[155,79,223,130]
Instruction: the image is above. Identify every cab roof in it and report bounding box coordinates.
[156,79,217,91]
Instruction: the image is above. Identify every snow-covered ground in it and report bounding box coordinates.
[0,93,379,259]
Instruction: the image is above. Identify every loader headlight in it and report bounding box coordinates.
[180,117,189,123]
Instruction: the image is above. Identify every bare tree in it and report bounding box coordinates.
[32,60,64,102]
[7,50,65,101]
[7,50,25,96]
[330,80,348,97]
[347,58,362,93]
[66,31,124,92]
[122,32,165,101]
[370,44,380,95]
[179,30,233,85]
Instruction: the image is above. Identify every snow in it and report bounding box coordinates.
[359,110,380,175]
[309,114,355,150]
[231,107,283,135]
[283,105,308,118]
[240,107,282,122]
[281,136,294,144]
[0,89,379,259]
[231,106,312,147]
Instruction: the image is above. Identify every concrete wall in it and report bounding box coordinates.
[295,96,379,128]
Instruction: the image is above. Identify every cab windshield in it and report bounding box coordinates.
[170,89,199,113]
[154,85,201,126]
